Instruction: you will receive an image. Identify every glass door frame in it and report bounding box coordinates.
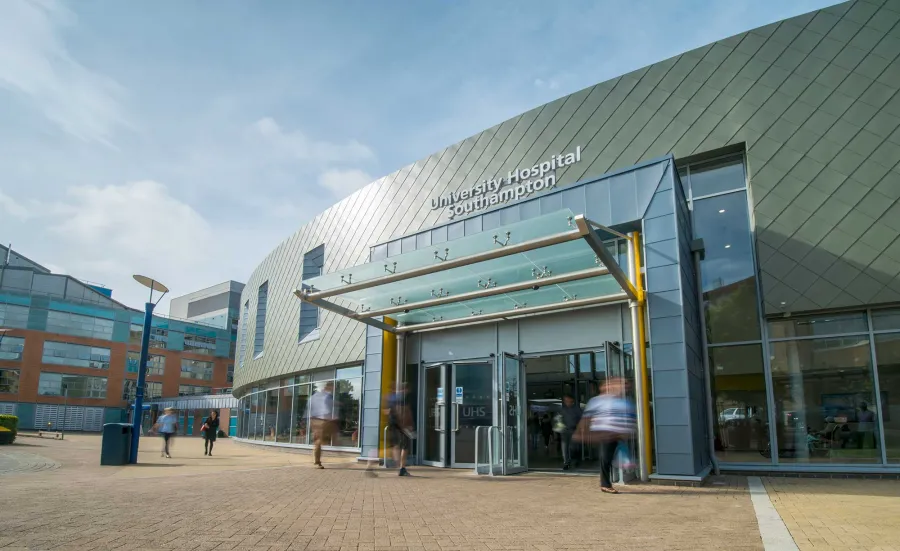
[419,361,449,468]
[500,353,527,474]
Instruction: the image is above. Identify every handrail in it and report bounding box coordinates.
[474,426,486,475]
[488,426,501,476]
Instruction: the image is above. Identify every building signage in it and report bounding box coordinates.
[432,146,583,219]
[455,386,464,403]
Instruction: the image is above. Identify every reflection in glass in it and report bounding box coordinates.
[0,369,20,393]
[333,378,362,447]
[709,345,769,463]
[423,366,443,464]
[249,392,262,440]
[292,385,310,444]
[872,308,900,332]
[693,192,761,344]
[770,338,881,464]
[277,386,293,442]
[874,334,899,463]
[264,389,278,441]
[686,156,745,198]
[769,312,868,339]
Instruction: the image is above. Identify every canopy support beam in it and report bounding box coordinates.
[573,217,638,301]
[293,290,398,334]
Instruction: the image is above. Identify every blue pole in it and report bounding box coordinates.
[129,301,155,464]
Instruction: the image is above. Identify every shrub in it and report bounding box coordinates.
[0,426,14,445]
[0,414,17,434]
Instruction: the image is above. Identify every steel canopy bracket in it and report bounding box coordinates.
[572,216,639,301]
[292,289,398,334]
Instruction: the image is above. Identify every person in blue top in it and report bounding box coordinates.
[152,407,179,459]
[579,378,636,494]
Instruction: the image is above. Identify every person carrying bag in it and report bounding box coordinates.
[575,377,636,494]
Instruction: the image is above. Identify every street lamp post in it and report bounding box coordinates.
[129,275,168,464]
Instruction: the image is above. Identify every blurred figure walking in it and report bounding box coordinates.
[201,410,220,456]
[309,381,336,469]
[577,378,636,494]
[386,382,415,476]
[557,394,582,470]
[152,407,178,459]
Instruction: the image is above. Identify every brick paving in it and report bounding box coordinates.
[0,446,60,476]
[0,436,764,551]
[764,477,900,551]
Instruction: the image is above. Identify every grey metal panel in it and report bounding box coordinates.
[419,326,496,364]
[518,307,624,354]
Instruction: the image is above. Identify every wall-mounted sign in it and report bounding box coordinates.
[455,386,464,404]
[432,146,583,219]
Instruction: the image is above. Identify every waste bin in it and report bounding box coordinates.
[101,423,132,465]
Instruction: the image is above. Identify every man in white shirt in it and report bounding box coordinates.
[309,382,335,469]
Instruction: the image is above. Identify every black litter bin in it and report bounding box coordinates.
[101,423,132,465]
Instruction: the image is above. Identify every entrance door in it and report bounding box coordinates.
[501,354,527,474]
[606,341,638,482]
[421,361,494,468]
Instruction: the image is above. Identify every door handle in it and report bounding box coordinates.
[435,404,445,433]
[453,402,460,432]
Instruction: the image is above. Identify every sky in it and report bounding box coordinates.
[0,0,838,313]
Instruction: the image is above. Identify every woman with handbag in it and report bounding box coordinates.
[575,377,636,494]
[201,410,220,456]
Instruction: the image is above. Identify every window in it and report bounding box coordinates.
[239,300,249,368]
[254,282,268,356]
[874,333,900,463]
[129,323,143,345]
[178,384,210,396]
[184,333,216,355]
[126,351,165,375]
[692,191,760,344]
[769,337,880,464]
[181,359,214,380]
[769,312,868,340]
[292,385,311,444]
[0,369,19,393]
[0,303,29,329]
[42,341,110,370]
[708,345,769,463]
[226,364,234,383]
[38,373,107,399]
[122,380,162,401]
[149,328,169,349]
[299,245,325,342]
[681,155,746,199]
[45,310,114,340]
[0,336,25,361]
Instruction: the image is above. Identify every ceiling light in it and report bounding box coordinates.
[725,244,731,248]
[718,209,726,213]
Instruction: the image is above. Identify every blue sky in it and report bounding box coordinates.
[0,0,836,311]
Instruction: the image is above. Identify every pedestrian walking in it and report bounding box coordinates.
[556,394,582,470]
[309,381,336,469]
[201,410,220,456]
[386,382,415,476]
[576,377,636,494]
[152,407,178,459]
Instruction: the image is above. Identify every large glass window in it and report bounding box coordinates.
[123,380,163,400]
[126,351,165,375]
[0,336,24,361]
[38,373,107,399]
[333,375,362,448]
[254,282,268,356]
[769,337,880,464]
[180,359,214,380]
[276,386,293,443]
[874,332,900,463]
[693,192,761,344]
[183,333,216,355]
[45,310,114,340]
[682,155,746,198]
[264,388,278,441]
[0,304,29,329]
[0,369,19,393]
[709,345,769,463]
[299,245,325,342]
[292,384,311,444]
[239,301,249,368]
[42,341,110,370]
[769,312,868,339]
[178,384,210,396]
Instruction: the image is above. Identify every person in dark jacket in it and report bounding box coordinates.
[202,410,220,456]
[559,394,582,470]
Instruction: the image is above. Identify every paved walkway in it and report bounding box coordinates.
[0,435,896,550]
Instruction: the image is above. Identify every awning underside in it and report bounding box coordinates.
[295,209,637,334]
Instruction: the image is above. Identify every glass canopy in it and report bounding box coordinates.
[296,209,637,334]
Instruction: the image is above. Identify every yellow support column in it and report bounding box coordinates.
[630,232,653,479]
[378,318,398,460]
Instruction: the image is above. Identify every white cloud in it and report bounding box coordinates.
[0,190,31,220]
[0,0,129,146]
[252,117,375,164]
[317,168,374,198]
